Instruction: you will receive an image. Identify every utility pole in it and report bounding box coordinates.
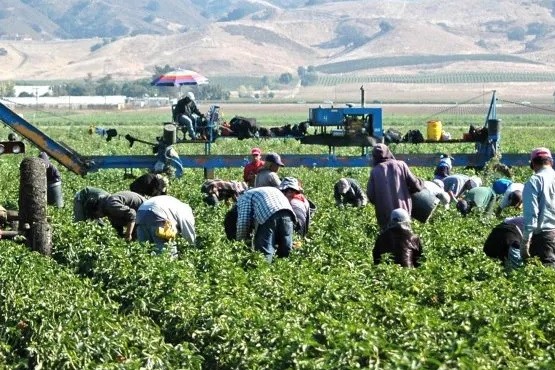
[33,87,38,109]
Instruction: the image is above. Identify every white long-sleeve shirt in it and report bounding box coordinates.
[522,167,555,242]
[499,182,524,210]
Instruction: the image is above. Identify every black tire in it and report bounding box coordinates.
[18,157,51,255]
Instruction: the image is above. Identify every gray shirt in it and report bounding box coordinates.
[523,167,555,242]
[254,169,280,188]
[100,191,145,228]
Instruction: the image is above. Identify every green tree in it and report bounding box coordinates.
[153,64,175,78]
[507,27,526,41]
[95,75,120,95]
[278,73,293,84]
[0,81,15,97]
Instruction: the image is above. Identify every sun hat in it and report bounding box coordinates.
[265,152,285,166]
[187,91,195,101]
[530,147,552,160]
[388,208,412,231]
[438,154,453,169]
[251,147,261,156]
[279,177,303,192]
[336,178,350,194]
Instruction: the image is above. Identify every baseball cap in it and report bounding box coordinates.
[279,177,303,192]
[265,152,285,166]
[336,178,350,194]
[531,147,552,160]
[251,147,261,156]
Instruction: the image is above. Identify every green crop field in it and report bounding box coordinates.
[1,106,555,368]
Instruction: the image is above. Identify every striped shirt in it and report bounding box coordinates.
[236,187,295,241]
[201,179,248,200]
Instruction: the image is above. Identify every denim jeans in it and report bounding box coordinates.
[178,114,196,139]
[137,223,178,259]
[254,210,294,263]
[506,244,523,269]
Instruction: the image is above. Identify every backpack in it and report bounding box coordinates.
[384,128,403,144]
[403,130,424,144]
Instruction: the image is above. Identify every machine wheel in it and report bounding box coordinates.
[18,157,51,255]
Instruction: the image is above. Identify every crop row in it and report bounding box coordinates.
[0,241,199,369]
[36,162,555,369]
[317,71,555,86]
[2,120,555,367]
[315,54,540,74]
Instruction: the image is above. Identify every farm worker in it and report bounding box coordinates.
[254,153,284,188]
[38,152,63,208]
[234,187,296,263]
[243,147,265,187]
[334,178,367,207]
[173,91,204,140]
[442,174,481,203]
[423,179,450,209]
[367,144,423,230]
[201,179,248,206]
[433,153,454,180]
[521,147,555,266]
[483,216,523,269]
[492,178,524,216]
[279,177,315,238]
[154,144,183,178]
[87,191,145,241]
[136,195,195,259]
[129,172,169,197]
[455,186,496,216]
[373,208,423,268]
[73,187,110,222]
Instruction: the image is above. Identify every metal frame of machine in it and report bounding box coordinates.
[0,90,527,177]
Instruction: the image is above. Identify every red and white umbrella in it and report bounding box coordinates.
[151,69,209,86]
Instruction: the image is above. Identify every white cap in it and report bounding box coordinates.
[187,91,195,101]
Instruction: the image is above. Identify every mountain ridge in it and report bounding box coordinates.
[1,0,555,81]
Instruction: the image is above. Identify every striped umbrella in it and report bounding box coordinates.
[150,69,209,86]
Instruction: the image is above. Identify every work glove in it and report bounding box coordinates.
[520,239,531,260]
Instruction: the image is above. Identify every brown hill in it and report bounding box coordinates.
[1,0,555,85]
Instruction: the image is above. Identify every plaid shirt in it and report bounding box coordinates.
[201,179,248,200]
[236,187,295,241]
